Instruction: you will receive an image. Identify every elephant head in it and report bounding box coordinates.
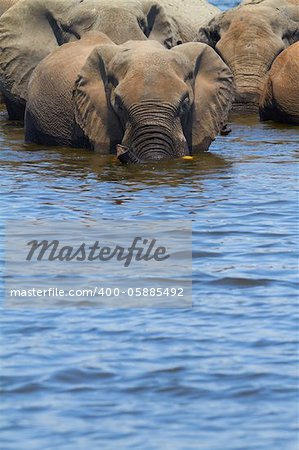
[73,40,234,162]
[0,0,178,119]
[196,0,299,110]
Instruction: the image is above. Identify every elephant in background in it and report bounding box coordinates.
[25,33,234,162]
[259,42,299,124]
[0,0,18,103]
[196,0,299,111]
[0,0,220,120]
[157,0,220,43]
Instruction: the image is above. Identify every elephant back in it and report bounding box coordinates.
[0,0,80,109]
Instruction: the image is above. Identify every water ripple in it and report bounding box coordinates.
[0,74,298,449]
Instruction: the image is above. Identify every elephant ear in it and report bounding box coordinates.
[73,44,121,154]
[172,43,234,152]
[196,14,223,48]
[282,18,299,46]
[0,0,79,105]
[142,1,179,48]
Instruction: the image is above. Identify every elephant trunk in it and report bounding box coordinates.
[118,102,189,164]
[219,35,282,111]
[117,128,177,164]
[230,59,269,110]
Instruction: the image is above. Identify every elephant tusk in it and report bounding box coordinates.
[220,124,232,136]
[116,144,129,158]
[116,144,143,164]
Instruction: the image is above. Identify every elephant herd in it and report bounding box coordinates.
[0,0,298,163]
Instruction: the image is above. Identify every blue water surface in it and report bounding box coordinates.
[0,0,298,448]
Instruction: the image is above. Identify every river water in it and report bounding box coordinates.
[0,0,298,448]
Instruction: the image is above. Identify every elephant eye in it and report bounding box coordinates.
[108,75,118,88]
[114,94,124,112]
[178,95,191,117]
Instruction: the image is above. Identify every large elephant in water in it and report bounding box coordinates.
[259,42,299,124]
[196,0,299,111]
[25,33,234,162]
[0,0,219,120]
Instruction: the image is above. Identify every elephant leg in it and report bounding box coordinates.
[4,96,25,121]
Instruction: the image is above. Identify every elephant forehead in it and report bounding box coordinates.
[110,48,190,78]
[120,40,165,52]
[93,6,141,22]
[75,0,142,10]
[71,0,142,16]
[225,5,287,32]
[115,61,189,104]
[226,10,274,32]
[68,2,144,35]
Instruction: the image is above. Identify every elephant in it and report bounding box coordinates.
[196,0,299,112]
[0,0,18,16]
[0,0,219,120]
[0,0,18,103]
[259,42,299,124]
[158,0,220,43]
[25,33,234,163]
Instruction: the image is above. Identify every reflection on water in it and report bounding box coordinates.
[0,65,298,450]
[0,108,231,186]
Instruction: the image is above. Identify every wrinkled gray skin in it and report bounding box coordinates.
[0,0,220,119]
[196,0,299,112]
[0,0,172,118]
[0,0,199,120]
[0,0,17,16]
[0,0,18,103]
[156,0,220,42]
[25,33,234,163]
[259,42,299,124]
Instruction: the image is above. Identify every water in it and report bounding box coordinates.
[1,0,299,448]
[210,0,240,10]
